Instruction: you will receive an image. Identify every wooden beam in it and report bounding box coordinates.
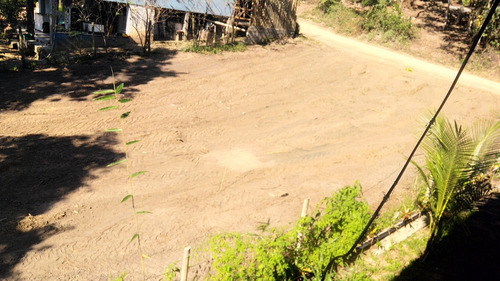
[205,19,246,32]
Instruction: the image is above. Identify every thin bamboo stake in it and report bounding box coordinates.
[180,246,191,281]
[296,199,310,254]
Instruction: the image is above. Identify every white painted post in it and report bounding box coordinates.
[180,246,191,281]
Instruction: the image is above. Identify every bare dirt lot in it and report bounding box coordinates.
[1,20,499,280]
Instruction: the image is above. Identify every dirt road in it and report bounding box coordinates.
[1,20,499,280]
[299,20,500,93]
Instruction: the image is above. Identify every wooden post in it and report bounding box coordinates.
[182,12,190,41]
[215,24,222,45]
[301,198,310,218]
[92,22,96,56]
[225,17,234,44]
[180,246,191,281]
[191,14,196,39]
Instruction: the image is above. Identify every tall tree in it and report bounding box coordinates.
[26,0,34,34]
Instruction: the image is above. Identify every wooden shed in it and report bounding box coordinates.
[109,0,298,43]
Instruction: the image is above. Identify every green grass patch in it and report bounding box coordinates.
[361,4,416,43]
[183,42,248,54]
[337,229,428,280]
[303,2,416,44]
[302,6,363,36]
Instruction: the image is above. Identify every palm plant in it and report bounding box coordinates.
[413,116,500,254]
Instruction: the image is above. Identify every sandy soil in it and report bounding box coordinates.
[1,18,499,280]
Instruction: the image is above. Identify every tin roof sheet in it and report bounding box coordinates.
[107,0,235,17]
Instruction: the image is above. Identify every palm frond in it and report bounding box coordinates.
[469,119,500,170]
[413,115,500,250]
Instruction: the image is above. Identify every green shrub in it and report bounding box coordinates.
[206,184,373,280]
[317,1,415,43]
[361,0,380,7]
[361,4,415,42]
[319,0,342,12]
[470,0,500,49]
[295,184,372,274]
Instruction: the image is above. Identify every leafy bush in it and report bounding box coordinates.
[470,0,500,49]
[319,0,343,13]
[361,0,380,7]
[317,1,415,43]
[0,0,24,26]
[206,184,373,280]
[295,184,372,274]
[361,4,415,42]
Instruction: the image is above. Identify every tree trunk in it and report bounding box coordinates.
[182,12,190,41]
[147,19,151,53]
[26,0,35,35]
[92,22,96,56]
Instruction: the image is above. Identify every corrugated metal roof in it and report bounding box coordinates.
[106,0,235,17]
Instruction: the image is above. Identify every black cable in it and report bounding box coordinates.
[321,0,500,279]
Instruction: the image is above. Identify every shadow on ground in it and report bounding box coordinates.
[0,41,182,278]
[0,49,180,111]
[412,0,470,57]
[0,134,124,278]
[392,193,500,281]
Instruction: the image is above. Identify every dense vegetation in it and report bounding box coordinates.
[316,0,500,48]
[318,0,416,43]
[470,0,500,48]
[0,0,24,29]
[205,184,372,280]
[160,116,499,281]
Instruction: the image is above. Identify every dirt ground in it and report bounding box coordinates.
[300,0,500,81]
[1,11,500,281]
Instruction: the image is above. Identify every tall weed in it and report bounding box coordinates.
[94,69,150,280]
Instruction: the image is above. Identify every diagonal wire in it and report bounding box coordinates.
[321,0,500,279]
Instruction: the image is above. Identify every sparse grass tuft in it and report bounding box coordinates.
[337,229,428,280]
